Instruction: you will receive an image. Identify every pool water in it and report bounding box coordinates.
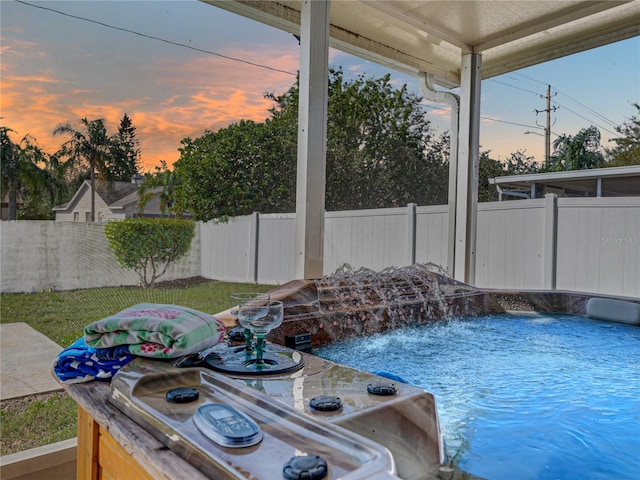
[315,313,640,480]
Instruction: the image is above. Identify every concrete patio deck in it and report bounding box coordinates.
[0,323,63,401]
[0,324,76,480]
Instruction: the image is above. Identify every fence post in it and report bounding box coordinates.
[249,212,259,282]
[543,194,558,289]
[407,203,417,265]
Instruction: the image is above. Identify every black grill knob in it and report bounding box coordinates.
[283,455,328,480]
[367,382,398,396]
[309,395,342,411]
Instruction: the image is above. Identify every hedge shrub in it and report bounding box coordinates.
[104,218,196,288]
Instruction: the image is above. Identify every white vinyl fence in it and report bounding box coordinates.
[2,196,639,297]
[0,221,201,293]
[555,197,640,297]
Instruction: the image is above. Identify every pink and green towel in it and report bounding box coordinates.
[84,303,226,359]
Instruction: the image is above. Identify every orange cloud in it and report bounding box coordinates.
[1,36,300,171]
[123,48,300,168]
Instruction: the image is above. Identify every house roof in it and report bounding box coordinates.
[111,186,164,215]
[489,165,640,197]
[205,0,640,87]
[53,180,140,212]
[99,181,139,206]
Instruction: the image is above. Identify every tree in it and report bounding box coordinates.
[137,160,187,217]
[104,218,195,288]
[503,149,539,176]
[325,70,447,209]
[173,119,296,222]
[477,151,504,202]
[476,149,540,202]
[173,69,449,221]
[110,113,141,181]
[1,126,21,220]
[606,103,640,166]
[548,126,605,171]
[54,118,114,222]
[267,69,448,210]
[1,127,56,220]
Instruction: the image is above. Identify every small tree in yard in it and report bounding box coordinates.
[104,218,195,288]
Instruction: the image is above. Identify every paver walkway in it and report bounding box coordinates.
[0,323,63,400]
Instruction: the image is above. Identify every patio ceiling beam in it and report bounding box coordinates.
[482,9,640,78]
[475,1,626,52]
[206,0,461,85]
[361,0,472,52]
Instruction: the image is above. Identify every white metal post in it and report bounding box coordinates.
[294,0,330,280]
[543,193,558,289]
[454,53,482,284]
[407,203,417,265]
[249,211,259,282]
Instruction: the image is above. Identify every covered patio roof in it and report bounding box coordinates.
[205,1,639,87]
[202,0,639,284]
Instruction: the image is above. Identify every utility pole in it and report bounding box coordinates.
[535,85,558,169]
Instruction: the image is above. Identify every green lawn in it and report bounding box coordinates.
[0,278,274,455]
[0,278,273,346]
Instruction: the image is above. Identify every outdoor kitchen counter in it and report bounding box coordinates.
[63,380,208,480]
[59,345,443,480]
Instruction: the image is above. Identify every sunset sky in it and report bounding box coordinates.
[2,0,639,171]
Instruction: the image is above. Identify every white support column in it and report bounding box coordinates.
[249,211,259,282]
[407,203,417,266]
[295,0,330,280]
[543,193,558,289]
[453,53,482,284]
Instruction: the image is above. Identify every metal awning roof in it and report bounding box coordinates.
[489,165,640,198]
[205,0,640,87]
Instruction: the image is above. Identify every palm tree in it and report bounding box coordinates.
[548,126,605,171]
[54,118,113,222]
[1,127,54,220]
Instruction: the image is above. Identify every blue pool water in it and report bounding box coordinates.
[315,313,640,480]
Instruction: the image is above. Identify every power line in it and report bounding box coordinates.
[14,0,624,138]
[489,79,542,97]
[422,98,543,129]
[13,0,297,77]
[513,72,548,87]
[552,101,617,136]
[513,72,619,129]
[505,74,541,90]
[481,116,543,130]
[552,87,618,128]
[420,103,451,113]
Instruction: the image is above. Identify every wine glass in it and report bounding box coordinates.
[246,300,284,368]
[230,292,270,353]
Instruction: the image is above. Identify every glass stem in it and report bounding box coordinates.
[255,336,265,365]
[244,328,253,352]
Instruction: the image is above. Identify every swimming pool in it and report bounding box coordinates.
[315,313,640,480]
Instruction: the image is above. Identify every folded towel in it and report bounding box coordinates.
[53,337,134,384]
[84,303,226,359]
